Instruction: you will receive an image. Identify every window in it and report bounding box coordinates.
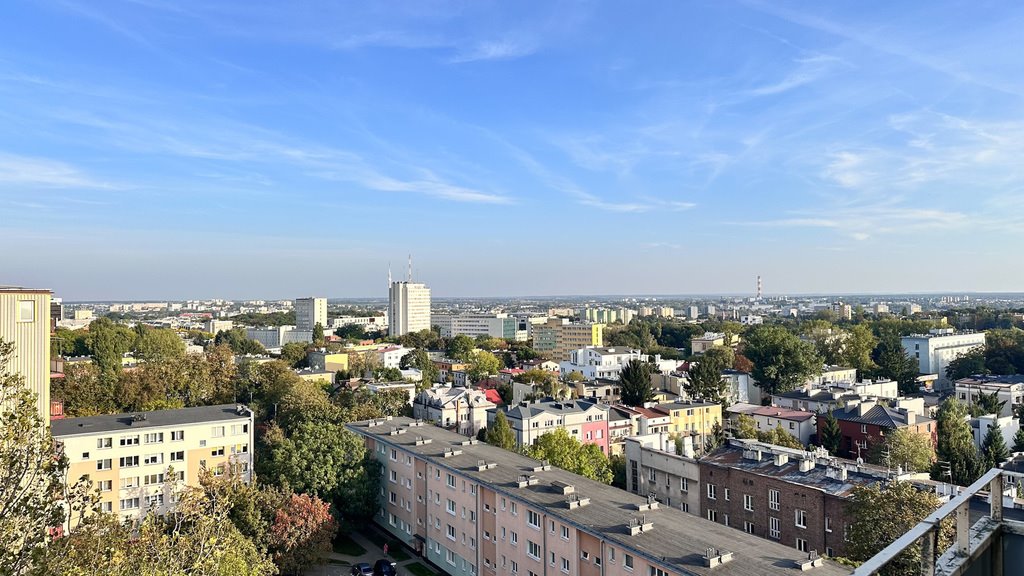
[706,483,716,500]
[797,538,808,553]
[17,300,35,322]
[648,468,656,482]
[119,456,139,468]
[82,452,90,460]
[390,470,397,483]
[97,437,112,449]
[680,477,688,492]
[144,473,164,485]
[768,489,780,511]
[120,498,140,510]
[649,568,668,576]
[624,554,633,571]
[100,502,112,513]
[826,547,834,557]
[171,430,184,441]
[743,494,753,511]
[446,499,456,515]
[825,516,833,533]
[769,517,780,539]
[212,426,225,438]
[707,509,717,522]
[581,551,589,561]
[447,524,456,540]
[199,440,207,447]
[743,521,754,534]
[120,436,139,447]
[146,494,164,507]
[561,525,569,540]
[446,549,457,566]
[510,531,518,545]
[143,453,163,465]
[549,552,555,566]
[724,487,730,501]
[510,560,518,574]
[231,424,247,435]
[527,509,540,528]
[511,502,517,515]
[527,541,540,559]
[120,477,139,489]
[170,451,184,462]
[795,509,807,529]
[144,432,163,444]
[609,548,616,563]
[447,473,456,488]
[98,480,112,492]
[560,558,569,573]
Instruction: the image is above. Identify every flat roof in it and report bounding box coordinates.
[348,416,849,576]
[52,404,251,437]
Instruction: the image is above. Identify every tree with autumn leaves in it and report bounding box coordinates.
[269,493,337,576]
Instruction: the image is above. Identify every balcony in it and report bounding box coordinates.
[855,468,1024,576]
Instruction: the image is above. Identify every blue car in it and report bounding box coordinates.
[374,559,397,576]
[351,563,373,576]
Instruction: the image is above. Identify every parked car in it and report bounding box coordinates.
[373,559,397,576]
[351,563,373,576]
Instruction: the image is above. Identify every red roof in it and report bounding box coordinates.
[483,389,503,405]
[630,406,670,419]
[751,406,816,422]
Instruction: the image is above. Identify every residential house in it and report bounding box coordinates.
[413,386,496,437]
[822,400,937,460]
[489,399,610,453]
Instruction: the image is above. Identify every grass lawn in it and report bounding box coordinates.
[363,528,412,561]
[333,533,367,556]
[405,563,436,576]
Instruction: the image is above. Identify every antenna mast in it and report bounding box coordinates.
[408,254,413,282]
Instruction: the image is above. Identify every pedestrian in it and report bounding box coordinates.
[383,543,389,556]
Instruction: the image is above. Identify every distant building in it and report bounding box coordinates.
[413,386,495,436]
[558,346,643,380]
[746,406,817,446]
[1,286,52,422]
[245,326,313,348]
[740,315,763,325]
[831,302,852,321]
[294,297,327,332]
[52,404,254,525]
[433,313,523,341]
[532,318,604,362]
[902,329,986,390]
[954,375,1024,418]
[873,303,889,314]
[691,332,738,355]
[687,305,699,319]
[204,318,233,335]
[388,281,431,337]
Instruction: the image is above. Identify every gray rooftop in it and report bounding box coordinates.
[52,404,251,437]
[348,417,849,576]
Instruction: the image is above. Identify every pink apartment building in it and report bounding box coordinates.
[487,399,610,454]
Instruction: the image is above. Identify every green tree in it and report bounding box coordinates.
[373,366,404,382]
[269,493,337,576]
[844,481,951,575]
[312,322,325,347]
[757,425,804,449]
[981,421,1011,467]
[1013,426,1024,453]
[526,428,613,484]
[466,350,501,383]
[969,390,1006,418]
[486,411,516,450]
[279,342,310,368]
[609,454,627,489]
[870,333,921,394]
[932,398,985,486]
[88,317,135,380]
[742,325,822,396]
[400,348,438,384]
[133,325,186,362]
[946,348,988,380]
[0,339,67,575]
[686,346,733,403]
[215,328,267,356]
[867,428,935,473]
[705,421,726,453]
[733,413,758,439]
[52,362,117,416]
[619,359,654,406]
[446,335,475,362]
[842,324,878,374]
[261,421,369,499]
[820,410,842,455]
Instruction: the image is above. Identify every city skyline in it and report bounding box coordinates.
[4,1,1024,300]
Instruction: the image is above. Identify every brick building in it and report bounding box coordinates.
[698,439,936,558]
[820,400,936,460]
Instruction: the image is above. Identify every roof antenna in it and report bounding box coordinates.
[388,262,392,287]
[408,254,413,283]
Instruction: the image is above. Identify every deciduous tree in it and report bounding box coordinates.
[526,428,612,484]
[486,411,516,451]
[686,346,732,403]
[757,425,804,449]
[867,428,935,473]
[269,493,337,576]
[742,325,822,396]
[733,413,758,439]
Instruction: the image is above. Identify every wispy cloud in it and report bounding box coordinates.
[748,55,842,96]
[0,153,120,189]
[448,39,537,64]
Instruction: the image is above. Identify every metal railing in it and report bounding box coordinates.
[853,468,1004,576]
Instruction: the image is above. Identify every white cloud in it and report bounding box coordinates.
[449,39,536,63]
[0,153,119,189]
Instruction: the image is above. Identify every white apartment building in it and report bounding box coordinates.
[902,329,986,389]
[52,404,254,525]
[558,346,643,381]
[624,434,702,515]
[955,376,1024,418]
[245,326,314,348]
[433,313,523,341]
[1,286,52,422]
[740,315,763,325]
[294,297,327,331]
[378,345,414,369]
[204,319,233,335]
[388,282,431,337]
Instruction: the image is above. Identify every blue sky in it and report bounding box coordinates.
[3,1,1024,300]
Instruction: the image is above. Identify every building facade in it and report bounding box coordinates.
[389,282,432,337]
[347,417,848,576]
[52,404,254,525]
[294,297,328,332]
[413,387,496,436]
[558,347,642,381]
[901,329,986,389]
[433,314,522,341]
[532,319,604,362]
[821,400,936,460]
[490,399,610,453]
[955,376,1024,418]
[624,434,702,515]
[1,286,52,422]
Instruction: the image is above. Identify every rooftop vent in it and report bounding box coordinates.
[389,427,406,436]
[532,460,551,472]
[799,458,815,473]
[476,460,497,471]
[774,453,789,467]
[443,447,463,458]
[414,436,432,446]
[566,493,591,509]
[627,515,654,536]
[638,493,660,511]
[459,438,479,446]
[131,413,147,423]
[551,480,575,495]
[742,449,763,462]
[825,465,848,481]
[409,419,424,427]
[517,474,539,488]
[703,548,735,568]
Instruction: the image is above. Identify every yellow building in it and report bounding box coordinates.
[307,350,350,372]
[533,319,604,362]
[1,286,52,422]
[52,404,254,525]
[657,400,722,439]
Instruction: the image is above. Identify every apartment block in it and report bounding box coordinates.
[558,347,642,381]
[294,297,328,332]
[1,286,52,423]
[52,404,254,524]
[489,399,609,453]
[954,375,1024,418]
[389,281,432,337]
[699,439,936,558]
[348,417,848,576]
[532,319,604,362]
[655,401,722,442]
[819,399,936,460]
[624,434,701,515]
[901,329,986,390]
[434,313,523,341]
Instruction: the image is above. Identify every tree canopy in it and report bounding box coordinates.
[619,359,654,406]
[526,428,613,484]
[485,411,516,450]
[932,398,985,486]
[867,427,935,473]
[685,346,733,404]
[742,325,822,396]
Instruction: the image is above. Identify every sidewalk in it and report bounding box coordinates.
[309,527,438,576]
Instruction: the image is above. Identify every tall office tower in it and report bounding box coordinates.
[756,275,762,300]
[294,297,327,331]
[388,258,431,337]
[1,286,53,422]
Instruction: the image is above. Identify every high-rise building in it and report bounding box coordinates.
[532,318,604,362]
[1,286,52,422]
[294,297,327,332]
[388,260,431,337]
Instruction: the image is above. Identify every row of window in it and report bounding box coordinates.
[94,445,245,470]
